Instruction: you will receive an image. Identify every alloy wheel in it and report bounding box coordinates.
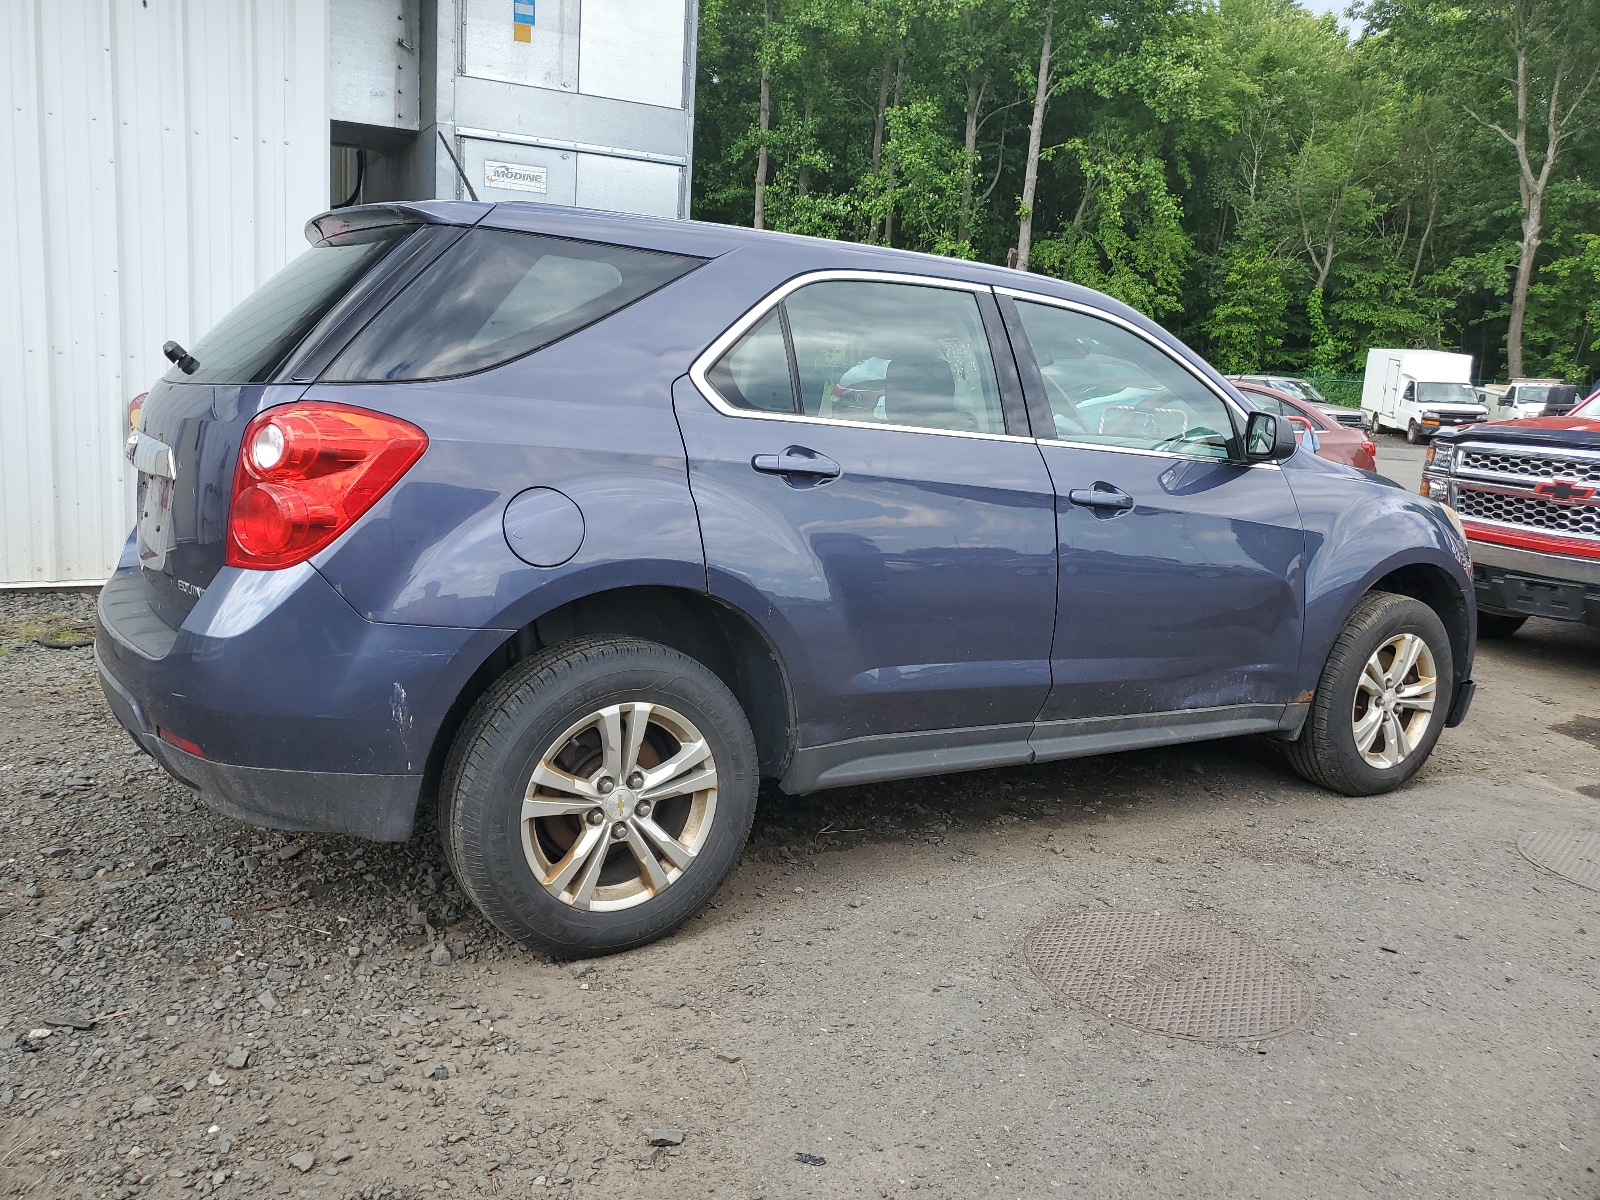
[1351,632,1437,769]
[520,702,718,912]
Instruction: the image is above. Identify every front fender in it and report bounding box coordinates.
[1286,455,1475,694]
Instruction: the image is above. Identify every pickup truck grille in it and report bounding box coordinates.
[1454,485,1600,537]
[1459,447,1600,486]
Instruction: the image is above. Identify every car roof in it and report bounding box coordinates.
[315,200,1243,402]
[326,199,1154,320]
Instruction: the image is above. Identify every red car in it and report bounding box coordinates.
[1232,381,1377,471]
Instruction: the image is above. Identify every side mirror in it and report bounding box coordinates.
[1244,411,1297,462]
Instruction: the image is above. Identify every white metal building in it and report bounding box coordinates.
[0,0,697,587]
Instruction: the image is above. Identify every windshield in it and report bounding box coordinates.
[1416,382,1478,407]
[1515,386,1552,407]
[166,226,411,384]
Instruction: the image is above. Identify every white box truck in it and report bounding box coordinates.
[1360,349,1486,443]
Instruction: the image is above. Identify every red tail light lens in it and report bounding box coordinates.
[226,402,427,569]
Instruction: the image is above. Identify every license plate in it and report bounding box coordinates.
[1503,575,1586,620]
[136,475,175,571]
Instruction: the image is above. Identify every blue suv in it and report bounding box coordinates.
[98,202,1476,955]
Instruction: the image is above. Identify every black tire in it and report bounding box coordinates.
[439,636,759,957]
[1362,410,1378,435]
[1406,420,1425,445]
[1284,592,1454,796]
[1477,612,1528,639]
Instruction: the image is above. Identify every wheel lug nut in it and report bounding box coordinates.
[611,822,629,840]
[635,801,651,818]
[586,810,605,826]
[597,777,615,794]
[626,772,644,789]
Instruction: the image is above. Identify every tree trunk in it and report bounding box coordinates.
[959,77,985,244]
[1409,190,1438,289]
[797,94,812,198]
[868,48,893,243]
[1504,41,1549,380]
[753,1,772,230]
[1016,8,1054,273]
[1506,188,1542,379]
[883,47,905,247]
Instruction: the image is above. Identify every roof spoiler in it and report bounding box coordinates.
[305,201,490,245]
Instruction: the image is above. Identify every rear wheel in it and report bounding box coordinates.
[1284,592,1453,796]
[1477,612,1528,639]
[440,637,758,956]
[1362,410,1379,435]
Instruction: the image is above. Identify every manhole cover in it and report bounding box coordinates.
[1518,830,1600,893]
[1024,910,1314,1043]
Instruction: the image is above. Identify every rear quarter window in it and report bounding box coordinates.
[322,228,702,382]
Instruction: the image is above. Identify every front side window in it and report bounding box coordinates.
[169,226,411,385]
[705,310,794,413]
[707,280,1005,435]
[1014,301,1238,459]
[324,228,702,381]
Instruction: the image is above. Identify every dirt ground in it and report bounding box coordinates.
[2,528,1597,1199]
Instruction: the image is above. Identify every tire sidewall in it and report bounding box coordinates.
[1323,600,1453,793]
[450,647,757,956]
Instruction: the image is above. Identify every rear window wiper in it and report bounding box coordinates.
[163,340,199,375]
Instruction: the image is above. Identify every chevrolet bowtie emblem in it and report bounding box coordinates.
[1533,480,1595,502]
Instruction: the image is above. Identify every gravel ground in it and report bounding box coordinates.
[1,586,1597,1200]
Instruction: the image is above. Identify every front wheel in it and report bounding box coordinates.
[440,637,759,957]
[1284,592,1454,796]
[1406,420,1426,445]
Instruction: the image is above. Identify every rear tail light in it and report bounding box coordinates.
[225,402,427,570]
[1361,440,1377,459]
[158,727,204,758]
[128,392,147,431]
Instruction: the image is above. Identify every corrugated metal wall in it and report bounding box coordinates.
[0,0,328,586]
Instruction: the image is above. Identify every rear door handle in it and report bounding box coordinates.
[752,446,841,480]
[1067,485,1134,510]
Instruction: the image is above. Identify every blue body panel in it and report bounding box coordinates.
[95,201,1476,838]
[97,553,502,776]
[1281,451,1476,686]
[1037,445,1306,719]
[674,377,1058,748]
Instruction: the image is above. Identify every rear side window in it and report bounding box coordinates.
[169,226,410,385]
[705,279,1006,435]
[323,228,702,382]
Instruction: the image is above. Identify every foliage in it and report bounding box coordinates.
[694,0,1600,382]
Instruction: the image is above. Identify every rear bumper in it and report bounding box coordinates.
[1469,538,1600,625]
[102,680,420,839]
[96,560,508,840]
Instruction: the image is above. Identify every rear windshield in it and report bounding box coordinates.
[166,226,410,385]
[322,229,703,382]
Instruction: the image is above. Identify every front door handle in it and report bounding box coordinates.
[1067,484,1134,510]
[752,446,841,480]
